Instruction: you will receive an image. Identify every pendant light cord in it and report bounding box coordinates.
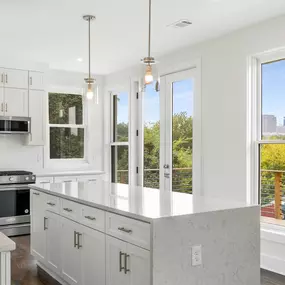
[88,18,91,79]
[148,0,151,58]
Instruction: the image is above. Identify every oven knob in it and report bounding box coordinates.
[9,177,14,181]
[25,177,30,181]
[32,176,35,180]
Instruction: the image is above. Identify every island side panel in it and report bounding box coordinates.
[152,206,260,285]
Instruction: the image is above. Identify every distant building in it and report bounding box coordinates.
[262,115,277,133]
[277,126,285,134]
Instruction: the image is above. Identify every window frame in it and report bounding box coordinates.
[44,87,89,168]
[249,48,285,215]
[110,91,130,184]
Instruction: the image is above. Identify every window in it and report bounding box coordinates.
[49,93,85,160]
[111,92,129,184]
[257,58,285,222]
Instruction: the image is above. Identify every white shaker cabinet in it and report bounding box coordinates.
[29,71,44,90]
[30,190,46,263]
[61,217,81,285]
[0,87,4,115]
[106,236,129,285]
[80,224,105,285]
[4,69,28,89]
[4,88,28,117]
[128,244,151,285]
[45,211,61,276]
[27,90,45,145]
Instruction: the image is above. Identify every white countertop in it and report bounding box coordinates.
[0,233,16,252]
[35,170,104,177]
[30,181,257,222]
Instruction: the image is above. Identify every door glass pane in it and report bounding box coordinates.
[144,83,160,189]
[262,59,285,140]
[172,79,193,194]
[111,145,129,184]
[113,92,129,142]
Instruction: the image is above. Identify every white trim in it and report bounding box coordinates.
[44,90,89,169]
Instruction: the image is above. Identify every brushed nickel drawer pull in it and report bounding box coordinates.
[77,233,82,249]
[74,231,78,248]
[118,227,133,234]
[44,217,48,230]
[47,202,56,206]
[63,207,73,212]
[84,215,96,221]
[124,253,130,274]
[33,192,40,196]
[1,74,3,83]
[5,74,7,84]
[119,251,125,272]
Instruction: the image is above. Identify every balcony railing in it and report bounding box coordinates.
[261,169,285,220]
[116,168,192,194]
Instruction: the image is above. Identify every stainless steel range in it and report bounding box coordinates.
[0,170,36,236]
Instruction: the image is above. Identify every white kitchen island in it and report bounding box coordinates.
[0,232,15,285]
[30,181,260,285]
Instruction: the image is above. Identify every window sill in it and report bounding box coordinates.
[261,216,285,227]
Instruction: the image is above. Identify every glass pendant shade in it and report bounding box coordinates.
[84,80,98,103]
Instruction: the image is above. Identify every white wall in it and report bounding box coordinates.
[104,14,285,274]
[0,67,104,172]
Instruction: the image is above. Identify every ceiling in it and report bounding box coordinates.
[1,0,285,75]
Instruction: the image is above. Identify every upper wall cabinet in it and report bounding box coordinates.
[4,88,28,117]
[3,69,28,89]
[29,71,44,91]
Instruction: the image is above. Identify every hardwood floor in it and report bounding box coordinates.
[9,235,285,285]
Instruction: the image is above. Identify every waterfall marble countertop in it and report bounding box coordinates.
[0,232,15,252]
[30,181,258,222]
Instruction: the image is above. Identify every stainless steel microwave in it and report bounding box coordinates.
[0,116,31,134]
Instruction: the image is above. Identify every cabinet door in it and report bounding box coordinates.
[29,71,44,90]
[77,175,98,184]
[30,190,46,263]
[0,87,4,116]
[27,90,45,145]
[106,236,129,285]
[80,225,105,285]
[4,88,28,117]
[0,68,4,87]
[4,69,28,89]
[45,211,61,275]
[127,244,151,285]
[61,217,81,285]
[54,176,77,183]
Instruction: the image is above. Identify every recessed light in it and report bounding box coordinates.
[77,58,83,62]
[168,19,192,28]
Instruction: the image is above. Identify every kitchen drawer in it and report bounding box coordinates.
[45,194,60,213]
[36,177,54,184]
[106,213,150,250]
[77,175,98,183]
[60,199,80,221]
[79,205,105,232]
[54,176,77,183]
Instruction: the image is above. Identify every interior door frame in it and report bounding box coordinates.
[160,67,202,195]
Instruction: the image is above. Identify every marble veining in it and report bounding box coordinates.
[30,181,258,221]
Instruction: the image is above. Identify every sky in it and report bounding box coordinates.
[262,59,285,126]
[117,79,194,124]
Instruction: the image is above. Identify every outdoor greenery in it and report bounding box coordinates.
[114,111,193,193]
[49,93,84,159]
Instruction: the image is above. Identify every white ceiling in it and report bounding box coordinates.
[1,0,285,75]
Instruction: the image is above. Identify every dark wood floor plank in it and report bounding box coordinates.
[9,235,285,285]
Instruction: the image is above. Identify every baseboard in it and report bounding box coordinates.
[37,262,69,285]
[261,253,285,276]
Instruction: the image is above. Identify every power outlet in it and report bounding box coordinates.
[191,245,202,266]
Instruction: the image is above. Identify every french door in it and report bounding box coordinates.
[141,68,200,194]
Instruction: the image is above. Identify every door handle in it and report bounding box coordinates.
[164,173,170,178]
[29,77,32,86]
[33,192,40,196]
[44,217,48,230]
[63,207,73,212]
[5,74,7,84]
[84,215,96,221]
[47,202,56,206]
[1,73,3,83]
[1,103,3,112]
[119,251,125,272]
[124,253,130,274]
[118,227,133,234]
[5,103,7,112]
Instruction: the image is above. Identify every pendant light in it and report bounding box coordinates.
[83,15,97,101]
[141,0,157,85]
